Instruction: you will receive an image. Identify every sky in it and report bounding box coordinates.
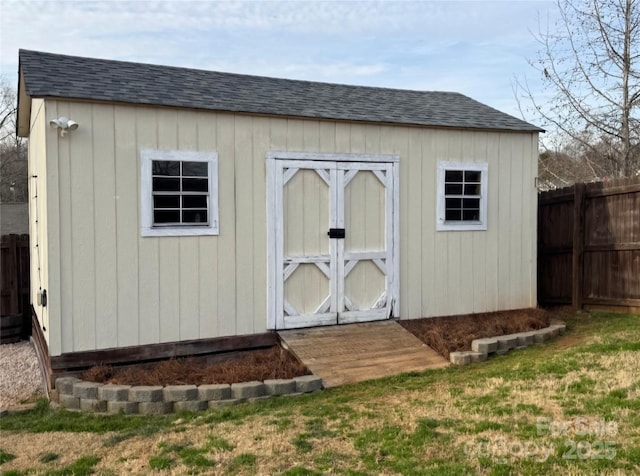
[0,0,559,124]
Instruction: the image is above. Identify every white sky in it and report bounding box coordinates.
[1,0,558,123]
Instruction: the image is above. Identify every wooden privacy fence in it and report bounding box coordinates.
[1,234,30,343]
[538,176,640,311]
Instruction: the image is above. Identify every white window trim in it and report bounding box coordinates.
[267,151,399,163]
[436,161,488,232]
[140,148,219,237]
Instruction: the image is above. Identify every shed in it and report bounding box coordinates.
[17,50,542,381]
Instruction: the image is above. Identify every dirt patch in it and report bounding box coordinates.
[82,308,552,386]
[399,308,551,359]
[82,346,309,386]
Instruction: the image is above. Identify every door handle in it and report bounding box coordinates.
[328,228,346,239]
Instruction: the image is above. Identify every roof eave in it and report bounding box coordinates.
[16,68,32,138]
[16,90,545,134]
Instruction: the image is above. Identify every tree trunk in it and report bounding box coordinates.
[621,0,632,177]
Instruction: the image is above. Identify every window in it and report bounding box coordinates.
[141,149,219,236]
[437,161,487,231]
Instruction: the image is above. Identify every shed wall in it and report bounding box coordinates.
[41,100,537,355]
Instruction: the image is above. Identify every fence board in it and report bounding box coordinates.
[1,234,31,343]
[538,177,640,310]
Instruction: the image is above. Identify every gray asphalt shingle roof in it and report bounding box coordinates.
[19,49,542,132]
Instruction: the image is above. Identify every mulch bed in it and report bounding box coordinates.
[399,308,551,359]
[82,308,552,386]
[82,346,309,386]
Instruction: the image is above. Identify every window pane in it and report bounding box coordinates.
[153,160,180,176]
[445,198,462,209]
[465,170,481,182]
[182,178,208,192]
[182,195,208,208]
[445,170,463,182]
[154,195,180,208]
[463,198,480,209]
[182,161,208,177]
[153,177,180,191]
[183,210,208,223]
[445,209,462,221]
[445,183,463,195]
[464,183,480,195]
[463,209,480,221]
[154,210,180,224]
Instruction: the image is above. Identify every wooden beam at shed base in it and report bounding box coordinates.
[50,332,277,370]
[278,320,448,388]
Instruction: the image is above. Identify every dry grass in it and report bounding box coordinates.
[2,309,639,475]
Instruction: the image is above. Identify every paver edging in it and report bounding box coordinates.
[450,321,567,366]
[52,374,324,415]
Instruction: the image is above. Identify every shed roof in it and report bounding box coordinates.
[18,49,542,136]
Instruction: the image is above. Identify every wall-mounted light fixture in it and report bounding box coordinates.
[49,116,79,136]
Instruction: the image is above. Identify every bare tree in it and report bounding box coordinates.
[519,0,640,180]
[0,79,27,202]
[537,141,615,189]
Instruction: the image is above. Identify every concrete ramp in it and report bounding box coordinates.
[278,321,449,388]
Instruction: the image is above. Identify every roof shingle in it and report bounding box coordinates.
[19,49,542,132]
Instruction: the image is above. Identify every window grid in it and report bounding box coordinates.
[151,160,209,227]
[444,170,482,222]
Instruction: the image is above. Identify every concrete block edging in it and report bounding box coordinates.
[450,321,567,366]
[53,374,324,415]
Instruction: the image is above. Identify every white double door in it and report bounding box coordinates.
[268,157,399,330]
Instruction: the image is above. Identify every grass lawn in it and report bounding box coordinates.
[0,310,638,475]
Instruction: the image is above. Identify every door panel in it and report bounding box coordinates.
[284,262,330,316]
[280,163,336,329]
[283,168,330,257]
[344,260,386,310]
[338,163,392,324]
[343,170,385,252]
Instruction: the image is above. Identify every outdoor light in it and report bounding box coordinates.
[49,116,79,136]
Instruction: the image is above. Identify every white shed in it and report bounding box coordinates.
[17,50,541,382]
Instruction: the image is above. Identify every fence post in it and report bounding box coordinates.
[572,183,585,310]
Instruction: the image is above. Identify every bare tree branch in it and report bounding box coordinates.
[0,78,28,202]
[516,0,640,183]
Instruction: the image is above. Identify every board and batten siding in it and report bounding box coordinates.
[35,99,537,355]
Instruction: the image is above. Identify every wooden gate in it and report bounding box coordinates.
[267,153,399,330]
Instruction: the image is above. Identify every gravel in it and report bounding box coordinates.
[0,340,45,408]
